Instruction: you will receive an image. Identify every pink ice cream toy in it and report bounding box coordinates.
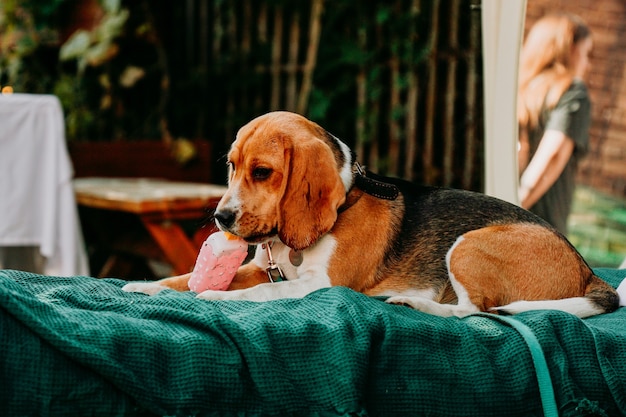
[188,231,248,292]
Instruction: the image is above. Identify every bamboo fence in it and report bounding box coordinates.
[174,0,483,191]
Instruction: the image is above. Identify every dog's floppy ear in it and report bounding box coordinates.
[278,136,347,251]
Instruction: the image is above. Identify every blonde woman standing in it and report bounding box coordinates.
[517,13,593,234]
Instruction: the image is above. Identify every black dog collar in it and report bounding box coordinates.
[353,163,399,200]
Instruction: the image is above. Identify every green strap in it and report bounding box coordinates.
[469,313,558,417]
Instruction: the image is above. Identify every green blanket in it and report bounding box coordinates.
[1,268,626,417]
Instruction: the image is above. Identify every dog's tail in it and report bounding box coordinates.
[494,274,621,318]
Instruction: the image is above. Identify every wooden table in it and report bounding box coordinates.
[74,177,227,277]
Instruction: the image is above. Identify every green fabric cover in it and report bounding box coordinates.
[1,268,625,417]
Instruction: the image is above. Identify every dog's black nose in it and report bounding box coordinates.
[214,209,236,228]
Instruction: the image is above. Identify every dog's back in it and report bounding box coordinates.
[390,174,554,277]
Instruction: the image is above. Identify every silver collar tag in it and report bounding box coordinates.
[262,242,286,282]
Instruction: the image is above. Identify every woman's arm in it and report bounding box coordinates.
[518,129,575,209]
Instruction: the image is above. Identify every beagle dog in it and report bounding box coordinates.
[123,111,621,318]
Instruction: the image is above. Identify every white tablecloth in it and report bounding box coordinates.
[0,93,89,276]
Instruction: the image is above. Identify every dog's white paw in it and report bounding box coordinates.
[386,295,478,317]
[386,295,429,310]
[196,289,242,301]
[122,282,168,296]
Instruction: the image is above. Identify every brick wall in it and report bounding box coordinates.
[525,0,626,198]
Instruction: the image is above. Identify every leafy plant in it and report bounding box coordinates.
[54,0,132,140]
[59,0,128,75]
[0,0,169,142]
[0,0,64,92]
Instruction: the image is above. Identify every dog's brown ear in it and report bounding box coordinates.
[278,137,346,251]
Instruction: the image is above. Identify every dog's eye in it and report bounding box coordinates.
[252,167,272,180]
[227,161,235,171]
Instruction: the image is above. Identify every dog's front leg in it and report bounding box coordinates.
[122,273,191,295]
[197,273,331,302]
[198,241,334,302]
[123,262,269,296]
[227,262,271,290]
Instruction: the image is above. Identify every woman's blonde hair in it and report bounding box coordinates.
[517,13,591,130]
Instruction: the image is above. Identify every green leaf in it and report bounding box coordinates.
[102,0,121,14]
[59,30,91,61]
[97,9,129,42]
